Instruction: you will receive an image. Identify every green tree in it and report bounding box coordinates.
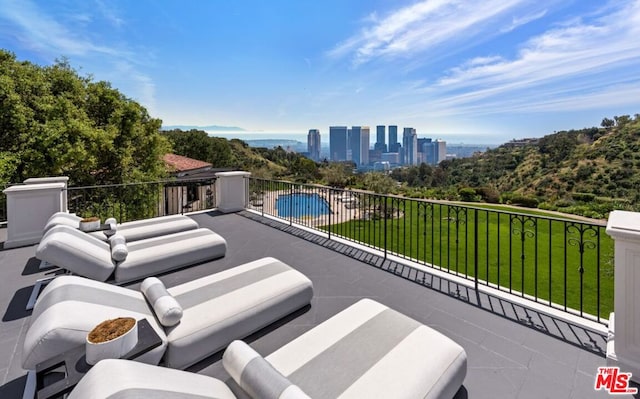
[162,129,236,167]
[321,162,353,187]
[362,172,395,194]
[458,187,478,202]
[0,50,169,185]
[601,117,615,128]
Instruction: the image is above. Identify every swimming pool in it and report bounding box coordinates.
[276,193,331,218]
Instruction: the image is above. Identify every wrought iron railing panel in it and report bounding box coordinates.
[247,177,612,323]
[66,177,217,223]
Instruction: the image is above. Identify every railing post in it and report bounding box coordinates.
[383,196,388,260]
[605,210,640,382]
[2,182,67,248]
[328,189,332,239]
[215,171,251,213]
[474,209,479,292]
[260,179,265,217]
[289,184,293,226]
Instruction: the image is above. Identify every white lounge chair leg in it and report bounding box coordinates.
[22,370,36,399]
[26,277,55,311]
[39,259,53,270]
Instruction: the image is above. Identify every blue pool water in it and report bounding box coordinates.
[276,193,331,218]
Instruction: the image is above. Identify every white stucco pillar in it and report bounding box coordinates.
[215,171,251,213]
[606,210,640,382]
[3,182,66,248]
[24,176,69,212]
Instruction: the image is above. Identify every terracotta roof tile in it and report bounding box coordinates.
[163,154,212,172]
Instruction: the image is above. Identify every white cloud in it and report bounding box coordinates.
[113,61,156,114]
[0,0,156,110]
[500,9,547,33]
[327,0,531,66]
[0,0,119,57]
[400,0,640,117]
[95,0,124,28]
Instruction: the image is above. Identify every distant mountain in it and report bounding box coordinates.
[245,139,304,147]
[162,125,246,132]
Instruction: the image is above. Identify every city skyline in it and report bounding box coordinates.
[1,1,639,143]
[324,124,447,167]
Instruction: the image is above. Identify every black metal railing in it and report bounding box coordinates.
[67,177,217,223]
[247,177,612,323]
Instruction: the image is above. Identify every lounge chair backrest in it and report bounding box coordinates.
[43,212,81,233]
[22,276,167,369]
[37,225,115,281]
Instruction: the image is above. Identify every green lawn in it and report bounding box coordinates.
[321,199,613,320]
[455,202,604,221]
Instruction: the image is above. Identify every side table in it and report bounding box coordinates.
[34,318,163,399]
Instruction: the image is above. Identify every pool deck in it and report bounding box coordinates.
[257,189,364,227]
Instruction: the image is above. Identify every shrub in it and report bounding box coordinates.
[571,192,596,202]
[538,202,557,211]
[476,186,500,203]
[554,199,574,208]
[458,187,478,202]
[575,165,595,181]
[500,192,514,204]
[509,195,539,208]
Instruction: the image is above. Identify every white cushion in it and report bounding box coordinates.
[141,277,183,327]
[223,340,310,399]
[104,217,117,237]
[109,233,128,262]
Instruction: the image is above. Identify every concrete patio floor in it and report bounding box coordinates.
[0,210,636,398]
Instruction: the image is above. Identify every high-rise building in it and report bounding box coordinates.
[307,129,321,161]
[435,139,447,164]
[388,125,400,153]
[349,126,370,166]
[419,138,437,165]
[402,128,418,165]
[361,126,370,165]
[329,126,349,161]
[374,125,387,152]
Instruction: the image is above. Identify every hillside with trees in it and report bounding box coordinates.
[0,50,170,186]
[388,115,640,218]
[161,128,321,181]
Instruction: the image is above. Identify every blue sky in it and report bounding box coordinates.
[1,0,639,144]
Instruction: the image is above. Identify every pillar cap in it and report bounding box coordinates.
[24,177,69,184]
[3,182,66,194]
[215,171,251,178]
[606,210,640,241]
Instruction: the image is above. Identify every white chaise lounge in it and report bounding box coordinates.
[44,212,200,242]
[68,359,238,399]
[36,224,227,283]
[66,299,467,399]
[22,257,314,370]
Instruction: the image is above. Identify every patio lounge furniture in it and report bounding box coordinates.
[68,359,237,399]
[36,224,227,283]
[66,299,467,399]
[22,257,314,370]
[44,212,199,242]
